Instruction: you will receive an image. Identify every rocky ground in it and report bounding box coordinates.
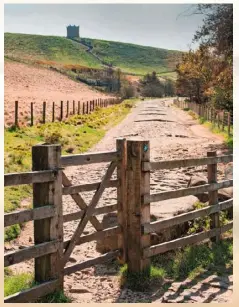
[6,98,232,303]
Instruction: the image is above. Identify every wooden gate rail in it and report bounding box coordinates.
[62,179,118,194]
[4,170,57,186]
[142,199,233,234]
[145,179,232,203]
[61,150,118,167]
[63,204,117,223]
[143,154,233,171]
[143,222,233,258]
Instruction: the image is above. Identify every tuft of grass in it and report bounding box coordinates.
[37,291,72,303]
[119,264,165,291]
[4,99,137,241]
[4,271,33,297]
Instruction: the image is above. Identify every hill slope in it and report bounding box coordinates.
[4,33,182,76]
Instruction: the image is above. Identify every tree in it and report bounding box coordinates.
[139,71,165,97]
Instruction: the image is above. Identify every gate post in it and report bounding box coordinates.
[116,139,127,263]
[126,140,151,275]
[32,144,64,290]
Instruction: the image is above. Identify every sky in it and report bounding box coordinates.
[4,3,205,51]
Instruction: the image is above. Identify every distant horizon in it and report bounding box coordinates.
[4,31,184,52]
[4,4,204,51]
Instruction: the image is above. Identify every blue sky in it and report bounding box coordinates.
[4,3,204,51]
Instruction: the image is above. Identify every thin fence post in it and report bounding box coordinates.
[66,100,69,118]
[32,144,64,289]
[78,101,80,115]
[222,111,225,131]
[60,101,63,121]
[83,102,85,115]
[42,101,46,124]
[52,102,55,122]
[73,100,75,115]
[30,102,34,126]
[14,101,19,128]
[228,112,231,136]
[207,151,220,243]
[87,101,89,114]
[126,140,151,275]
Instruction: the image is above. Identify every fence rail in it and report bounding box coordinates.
[174,99,233,136]
[4,140,233,302]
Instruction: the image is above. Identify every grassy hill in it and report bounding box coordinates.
[5,32,182,77]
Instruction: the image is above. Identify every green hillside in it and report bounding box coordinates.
[4,32,182,76]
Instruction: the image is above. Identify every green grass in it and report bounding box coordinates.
[5,33,182,75]
[4,33,101,68]
[119,238,232,291]
[4,268,71,302]
[4,99,137,241]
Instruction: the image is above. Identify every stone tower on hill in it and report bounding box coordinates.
[66,25,80,38]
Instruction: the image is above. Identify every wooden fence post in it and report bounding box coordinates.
[87,101,89,114]
[228,112,231,136]
[52,102,55,122]
[30,102,34,126]
[78,101,80,115]
[222,111,225,131]
[73,100,75,115]
[14,101,19,128]
[207,151,220,243]
[116,138,127,263]
[83,102,85,115]
[126,140,151,275]
[60,101,63,121]
[66,100,69,118]
[42,101,46,124]
[32,144,63,289]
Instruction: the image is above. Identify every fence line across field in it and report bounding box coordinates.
[13,97,122,128]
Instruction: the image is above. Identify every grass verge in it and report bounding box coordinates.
[4,99,137,241]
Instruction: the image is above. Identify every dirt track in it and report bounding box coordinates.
[7,98,232,303]
[4,61,113,127]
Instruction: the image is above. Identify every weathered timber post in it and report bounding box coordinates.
[32,144,64,289]
[52,102,55,122]
[73,100,75,115]
[116,139,127,263]
[14,101,19,128]
[30,102,34,126]
[87,101,89,114]
[222,111,225,131]
[66,100,69,118]
[78,101,80,115]
[83,102,85,114]
[207,151,220,243]
[228,112,231,136]
[60,101,63,121]
[126,140,151,275]
[42,101,46,124]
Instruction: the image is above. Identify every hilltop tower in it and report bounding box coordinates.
[66,25,80,38]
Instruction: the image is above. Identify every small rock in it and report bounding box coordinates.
[83,230,90,235]
[69,257,77,263]
[19,245,28,249]
[100,277,107,282]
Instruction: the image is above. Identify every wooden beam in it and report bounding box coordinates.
[64,250,120,276]
[62,172,102,231]
[208,151,220,243]
[147,180,233,204]
[61,151,117,167]
[62,179,118,195]
[4,206,56,227]
[143,222,233,258]
[62,161,117,265]
[4,240,59,267]
[143,199,233,234]
[116,138,127,263]
[32,144,64,289]
[4,279,59,303]
[63,204,117,223]
[143,155,233,171]
[4,170,56,186]
[126,140,151,274]
[63,226,121,248]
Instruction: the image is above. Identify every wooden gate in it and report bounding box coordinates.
[4,139,233,302]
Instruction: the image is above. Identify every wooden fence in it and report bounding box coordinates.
[4,140,233,302]
[13,97,122,128]
[174,99,233,136]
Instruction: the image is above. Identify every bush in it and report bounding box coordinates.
[120,83,135,99]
